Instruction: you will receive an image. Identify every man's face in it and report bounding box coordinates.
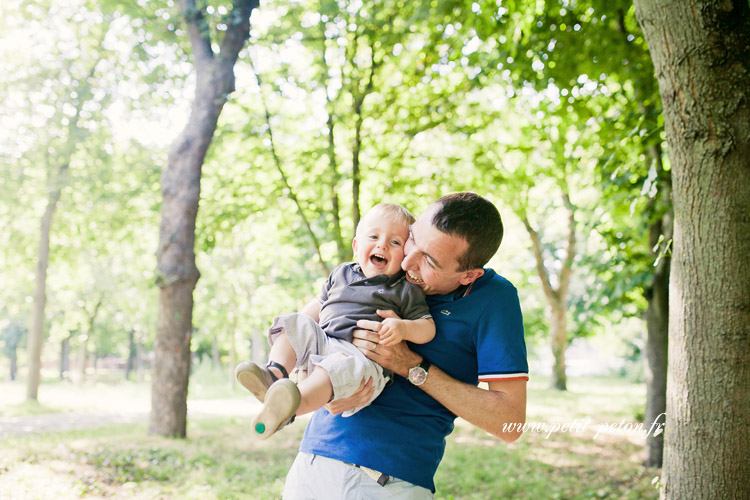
[401,204,483,295]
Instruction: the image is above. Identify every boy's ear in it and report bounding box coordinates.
[352,238,358,252]
[458,268,484,286]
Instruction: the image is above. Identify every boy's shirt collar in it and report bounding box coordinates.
[350,263,406,288]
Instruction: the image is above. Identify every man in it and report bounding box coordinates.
[282,192,529,499]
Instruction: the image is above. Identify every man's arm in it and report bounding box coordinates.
[352,327,526,442]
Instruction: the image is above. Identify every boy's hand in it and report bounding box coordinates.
[356,310,406,346]
[378,316,407,346]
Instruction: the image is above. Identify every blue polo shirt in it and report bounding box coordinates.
[299,269,528,492]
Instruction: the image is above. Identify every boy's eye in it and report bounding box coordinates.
[391,240,401,246]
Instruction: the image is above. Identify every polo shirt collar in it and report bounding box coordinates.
[350,263,406,287]
[426,269,493,304]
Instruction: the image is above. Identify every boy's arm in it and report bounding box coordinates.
[403,317,435,344]
[299,298,322,323]
[377,313,435,346]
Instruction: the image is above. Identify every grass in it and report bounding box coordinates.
[0,374,661,500]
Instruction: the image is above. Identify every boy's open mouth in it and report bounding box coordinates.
[370,254,388,267]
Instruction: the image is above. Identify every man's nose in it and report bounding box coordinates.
[402,248,417,270]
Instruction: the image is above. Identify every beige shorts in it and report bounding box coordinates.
[268,313,388,416]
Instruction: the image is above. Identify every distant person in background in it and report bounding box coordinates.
[281,192,529,500]
[235,203,435,439]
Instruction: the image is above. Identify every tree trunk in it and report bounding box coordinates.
[229,318,237,389]
[644,144,671,468]
[26,163,67,401]
[211,333,219,369]
[79,333,89,382]
[10,351,17,381]
[318,36,348,262]
[549,301,567,391]
[60,335,70,380]
[644,214,670,467]
[522,192,575,391]
[126,329,136,381]
[634,2,750,498]
[150,0,257,438]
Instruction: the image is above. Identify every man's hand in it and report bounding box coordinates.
[324,377,374,415]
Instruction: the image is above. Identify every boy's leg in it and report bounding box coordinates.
[237,313,321,401]
[295,364,334,415]
[310,343,387,416]
[266,330,296,378]
[252,364,334,439]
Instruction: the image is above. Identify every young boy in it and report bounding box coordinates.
[235,203,435,439]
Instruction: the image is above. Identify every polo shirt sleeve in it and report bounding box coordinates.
[319,266,338,304]
[475,284,529,383]
[399,284,432,321]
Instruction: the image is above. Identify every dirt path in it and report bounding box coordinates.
[0,398,261,438]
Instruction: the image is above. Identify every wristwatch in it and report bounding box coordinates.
[407,358,432,386]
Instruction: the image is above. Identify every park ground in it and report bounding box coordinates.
[0,372,661,500]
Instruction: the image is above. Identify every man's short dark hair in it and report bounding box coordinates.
[432,192,503,271]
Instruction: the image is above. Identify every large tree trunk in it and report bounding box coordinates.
[150,0,257,438]
[634,2,750,498]
[26,163,68,401]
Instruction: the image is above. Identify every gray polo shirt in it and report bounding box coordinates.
[318,262,432,342]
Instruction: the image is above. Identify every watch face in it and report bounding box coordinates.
[409,367,427,385]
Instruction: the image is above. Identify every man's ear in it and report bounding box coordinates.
[459,268,485,286]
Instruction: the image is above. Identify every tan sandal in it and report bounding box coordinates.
[252,378,300,439]
[235,360,289,402]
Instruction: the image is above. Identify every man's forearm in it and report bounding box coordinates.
[417,364,526,442]
[353,329,526,440]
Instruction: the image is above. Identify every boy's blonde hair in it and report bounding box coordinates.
[356,203,416,237]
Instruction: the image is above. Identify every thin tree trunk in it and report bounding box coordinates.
[634,2,750,498]
[644,215,670,467]
[10,351,17,381]
[25,59,100,401]
[150,0,257,438]
[522,192,575,391]
[126,329,136,381]
[249,60,330,276]
[644,144,671,468]
[549,301,567,391]
[318,35,348,262]
[350,37,379,231]
[211,334,219,369]
[78,298,103,384]
[27,163,67,401]
[229,316,237,390]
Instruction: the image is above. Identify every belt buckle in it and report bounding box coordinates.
[348,463,390,486]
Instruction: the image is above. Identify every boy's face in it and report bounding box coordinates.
[352,214,409,277]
